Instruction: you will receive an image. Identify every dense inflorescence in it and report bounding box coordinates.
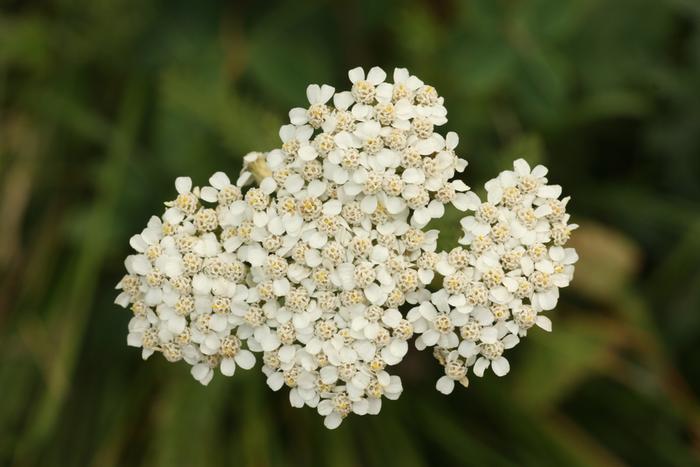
[115,66,577,429]
[407,159,578,394]
[115,173,258,385]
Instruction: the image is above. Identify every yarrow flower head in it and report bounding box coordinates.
[239,66,468,428]
[115,173,258,385]
[407,158,578,394]
[116,66,577,429]
[279,66,470,229]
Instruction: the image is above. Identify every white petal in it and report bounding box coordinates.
[534,204,553,217]
[393,67,408,83]
[422,329,440,346]
[203,334,222,354]
[351,317,368,332]
[126,332,142,347]
[436,375,455,395]
[458,340,477,357]
[446,132,459,149]
[353,399,369,415]
[452,193,470,211]
[521,256,535,275]
[168,316,186,334]
[375,82,393,103]
[324,412,342,429]
[320,366,338,384]
[130,255,151,275]
[220,358,237,376]
[364,283,387,305]
[537,289,559,311]
[538,185,562,199]
[246,246,267,267]
[323,199,342,216]
[289,107,308,125]
[234,349,255,369]
[360,195,378,214]
[175,176,192,194]
[289,389,304,408]
[489,286,510,304]
[260,176,277,194]
[306,84,321,104]
[319,84,335,103]
[537,315,552,332]
[336,263,355,291]
[333,91,354,110]
[348,67,365,83]
[418,269,434,284]
[307,180,326,197]
[473,357,489,377]
[115,292,131,308]
[427,200,444,218]
[199,186,218,203]
[211,314,228,332]
[513,158,530,176]
[273,278,290,296]
[480,327,498,344]
[370,245,389,263]
[536,260,555,274]
[463,191,481,210]
[367,66,387,85]
[354,340,375,361]
[191,363,210,383]
[382,309,402,327]
[209,171,230,189]
[532,164,548,178]
[503,334,520,348]
[278,344,296,363]
[303,247,321,267]
[318,400,334,416]
[491,357,510,376]
[385,196,406,214]
[389,339,408,358]
[299,145,317,161]
[549,246,565,262]
[285,215,303,235]
[128,234,148,253]
[267,372,284,391]
[284,174,304,193]
[411,208,430,227]
[402,168,425,184]
[351,372,370,389]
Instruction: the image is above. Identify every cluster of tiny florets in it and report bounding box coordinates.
[116,67,577,429]
[242,66,468,428]
[278,66,471,228]
[407,158,578,394]
[115,172,257,385]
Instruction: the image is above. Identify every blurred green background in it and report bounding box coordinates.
[1,0,700,466]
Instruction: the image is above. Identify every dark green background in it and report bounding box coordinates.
[1,0,699,466]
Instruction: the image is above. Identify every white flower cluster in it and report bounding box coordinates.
[241,66,471,428]
[115,173,259,385]
[116,66,578,429]
[407,159,578,395]
[280,66,470,227]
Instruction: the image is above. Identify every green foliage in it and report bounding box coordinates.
[1,0,699,466]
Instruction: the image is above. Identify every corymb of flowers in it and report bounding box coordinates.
[115,66,578,429]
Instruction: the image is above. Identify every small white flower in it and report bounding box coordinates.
[289,84,335,126]
[220,348,256,376]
